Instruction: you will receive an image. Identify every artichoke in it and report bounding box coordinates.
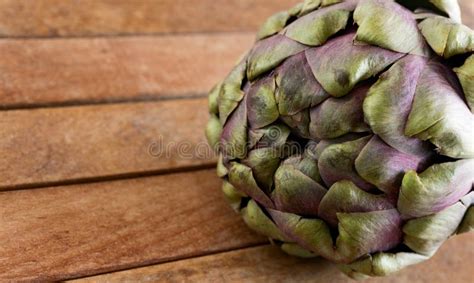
[205,0,474,279]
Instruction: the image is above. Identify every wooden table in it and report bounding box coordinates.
[0,0,472,281]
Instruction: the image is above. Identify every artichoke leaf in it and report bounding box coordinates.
[242,200,287,241]
[247,34,308,80]
[454,54,474,113]
[355,136,431,195]
[363,55,433,157]
[218,59,247,124]
[339,251,428,278]
[310,83,370,139]
[228,162,274,208]
[247,77,279,129]
[284,1,355,46]
[276,52,329,116]
[398,159,474,218]
[318,180,394,227]
[305,32,404,97]
[419,16,474,58]
[318,135,374,190]
[354,0,430,56]
[405,61,474,158]
[272,163,327,216]
[403,201,467,256]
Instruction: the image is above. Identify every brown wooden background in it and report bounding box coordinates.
[0,0,472,281]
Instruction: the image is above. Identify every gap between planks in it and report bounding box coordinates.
[0,32,255,109]
[0,98,214,190]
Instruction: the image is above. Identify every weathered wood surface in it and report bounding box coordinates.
[0,98,213,190]
[0,33,254,108]
[0,169,264,281]
[75,234,474,283]
[0,0,301,37]
[0,0,470,39]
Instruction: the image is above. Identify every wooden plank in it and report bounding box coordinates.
[0,0,470,38]
[0,169,265,281]
[0,98,213,189]
[0,0,300,37]
[0,33,254,108]
[460,0,474,29]
[74,233,474,283]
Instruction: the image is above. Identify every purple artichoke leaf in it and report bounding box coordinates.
[305,32,404,97]
[405,61,474,158]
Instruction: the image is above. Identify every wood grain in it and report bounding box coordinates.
[0,33,254,108]
[0,169,264,281]
[75,233,474,283]
[0,0,301,37]
[0,0,470,38]
[0,98,213,190]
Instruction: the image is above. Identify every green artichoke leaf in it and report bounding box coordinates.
[340,252,428,278]
[272,163,327,216]
[454,54,474,113]
[216,153,228,177]
[242,199,288,241]
[403,201,467,256]
[256,11,292,40]
[363,55,433,157]
[205,114,222,150]
[242,147,281,191]
[336,209,402,262]
[419,16,474,58]
[275,52,329,116]
[284,1,355,46]
[247,34,308,81]
[247,77,279,129]
[318,180,394,227]
[228,162,274,208]
[281,242,318,258]
[208,83,221,115]
[405,61,474,158]
[218,59,247,125]
[309,83,370,139]
[269,209,336,260]
[318,135,374,190]
[305,32,404,97]
[222,180,247,212]
[398,159,474,218]
[355,136,431,195]
[354,0,430,56]
[298,0,322,16]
